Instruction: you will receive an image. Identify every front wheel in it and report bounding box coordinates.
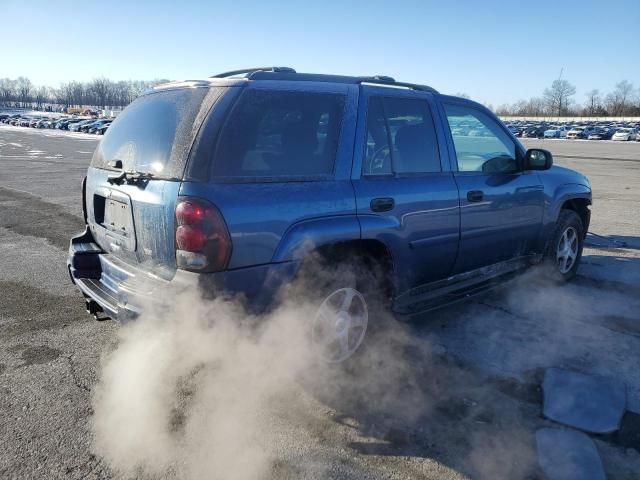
[544,210,585,281]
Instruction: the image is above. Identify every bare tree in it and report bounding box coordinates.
[0,78,17,106]
[543,79,576,116]
[495,104,511,116]
[69,81,85,107]
[88,78,111,108]
[16,76,33,108]
[34,86,48,109]
[584,89,601,116]
[113,80,132,107]
[605,80,634,116]
[512,99,529,115]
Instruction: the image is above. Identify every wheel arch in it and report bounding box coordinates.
[560,197,591,235]
[310,239,396,299]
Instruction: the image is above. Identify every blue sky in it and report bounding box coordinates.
[2,0,639,106]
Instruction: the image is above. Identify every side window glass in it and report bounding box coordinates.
[444,104,518,173]
[213,89,345,178]
[363,96,441,176]
[363,97,392,175]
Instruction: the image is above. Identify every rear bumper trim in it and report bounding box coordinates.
[68,227,299,321]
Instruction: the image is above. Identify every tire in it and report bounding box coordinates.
[295,254,390,364]
[543,210,585,282]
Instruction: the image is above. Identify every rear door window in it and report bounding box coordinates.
[363,96,441,176]
[91,87,218,179]
[212,89,346,178]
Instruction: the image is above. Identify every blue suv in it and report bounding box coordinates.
[68,67,592,362]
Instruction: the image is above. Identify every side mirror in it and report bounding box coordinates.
[524,148,553,170]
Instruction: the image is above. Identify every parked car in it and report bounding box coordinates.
[35,118,53,128]
[69,119,95,132]
[79,120,99,133]
[57,118,81,130]
[612,128,638,141]
[68,67,592,363]
[566,126,593,139]
[42,118,58,128]
[511,126,525,137]
[543,126,569,138]
[522,125,547,138]
[587,128,611,140]
[88,119,112,134]
[95,123,111,135]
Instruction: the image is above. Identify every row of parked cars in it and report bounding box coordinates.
[0,114,113,135]
[504,120,640,141]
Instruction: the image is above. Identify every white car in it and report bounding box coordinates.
[566,126,587,139]
[612,128,638,141]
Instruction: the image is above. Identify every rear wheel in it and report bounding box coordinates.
[544,210,584,281]
[312,287,368,363]
[298,255,389,364]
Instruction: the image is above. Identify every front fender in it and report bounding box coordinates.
[546,184,592,224]
[539,184,592,249]
[271,215,361,262]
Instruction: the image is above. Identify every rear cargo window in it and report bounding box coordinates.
[212,89,345,178]
[91,87,216,179]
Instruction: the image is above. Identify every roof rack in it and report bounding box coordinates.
[357,75,437,93]
[210,67,297,78]
[207,68,438,93]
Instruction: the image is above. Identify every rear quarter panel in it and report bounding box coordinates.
[180,81,360,269]
[179,181,358,268]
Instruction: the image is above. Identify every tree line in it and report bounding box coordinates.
[495,79,640,117]
[0,77,170,111]
[2,75,639,117]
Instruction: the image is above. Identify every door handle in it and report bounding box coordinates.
[467,190,484,202]
[370,197,395,212]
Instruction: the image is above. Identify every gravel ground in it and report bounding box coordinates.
[0,125,639,479]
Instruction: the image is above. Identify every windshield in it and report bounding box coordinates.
[91,87,221,178]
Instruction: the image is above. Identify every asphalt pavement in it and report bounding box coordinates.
[1,125,639,479]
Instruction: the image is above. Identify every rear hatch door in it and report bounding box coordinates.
[85,85,227,279]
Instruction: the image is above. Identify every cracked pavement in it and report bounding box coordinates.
[1,126,639,479]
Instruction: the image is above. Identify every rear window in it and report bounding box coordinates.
[212,89,345,178]
[91,87,218,179]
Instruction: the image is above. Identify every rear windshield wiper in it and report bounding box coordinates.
[107,171,155,185]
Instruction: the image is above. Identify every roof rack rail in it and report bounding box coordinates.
[209,69,438,94]
[357,76,437,93]
[210,67,297,78]
[361,75,396,83]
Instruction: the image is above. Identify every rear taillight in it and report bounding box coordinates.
[175,197,231,272]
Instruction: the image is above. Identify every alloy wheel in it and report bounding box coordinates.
[312,287,368,363]
[556,226,579,274]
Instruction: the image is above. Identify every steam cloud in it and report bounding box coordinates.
[91,269,429,479]
[91,256,639,479]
